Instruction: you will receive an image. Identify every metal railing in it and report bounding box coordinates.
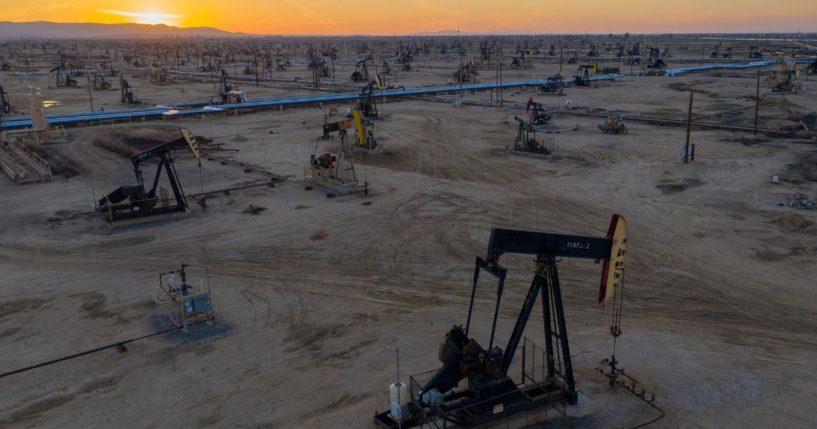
[403,337,567,428]
[13,142,52,181]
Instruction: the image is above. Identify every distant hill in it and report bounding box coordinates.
[410,29,537,36]
[0,21,247,39]
[410,29,466,36]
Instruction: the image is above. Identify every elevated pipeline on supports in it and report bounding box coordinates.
[1,76,619,130]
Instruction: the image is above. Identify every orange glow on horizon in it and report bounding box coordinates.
[2,0,817,35]
[97,9,186,26]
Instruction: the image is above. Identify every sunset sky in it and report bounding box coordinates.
[3,0,817,35]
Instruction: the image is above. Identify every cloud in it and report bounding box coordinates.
[8,1,74,18]
[296,5,329,24]
[99,9,187,19]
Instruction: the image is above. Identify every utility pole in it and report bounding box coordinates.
[683,91,693,163]
[559,44,564,76]
[494,59,504,107]
[86,51,94,112]
[499,61,503,107]
[754,70,760,135]
[458,50,464,104]
[495,60,499,105]
[86,73,94,112]
[254,52,259,87]
[312,61,319,91]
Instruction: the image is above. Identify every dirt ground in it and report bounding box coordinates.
[1,56,817,429]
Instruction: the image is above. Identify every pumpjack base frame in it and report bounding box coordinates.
[374,379,571,429]
[305,171,368,197]
[351,144,383,155]
[103,208,189,228]
[506,147,552,159]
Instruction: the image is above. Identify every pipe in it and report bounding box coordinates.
[1,76,618,131]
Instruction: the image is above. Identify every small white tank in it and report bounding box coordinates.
[28,86,46,131]
[389,382,409,421]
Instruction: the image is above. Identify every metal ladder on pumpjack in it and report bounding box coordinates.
[339,139,357,183]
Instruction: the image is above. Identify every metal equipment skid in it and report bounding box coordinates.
[598,114,628,134]
[306,132,368,196]
[156,262,214,334]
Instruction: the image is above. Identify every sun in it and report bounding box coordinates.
[136,13,173,26]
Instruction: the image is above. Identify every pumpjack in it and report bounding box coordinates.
[646,46,666,68]
[275,57,290,71]
[574,65,593,87]
[358,78,381,119]
[322,109,377,150]
[308,53,330,77]
[479,42,492,63]
[92,72,112,90]
[454,60,478,83]
[627,42,641,65]
[511,116,552,155]
[710,43,732,59]
[50,66,78,88]
[380,59,392,75]
[351,56,372,82]
[771,68,801,94]
[710,42,721,58]
[322,117,353,140]
[306,129,368,196]
[219,69,247,103]
[120,75,137,104]
[397,47,413,70]
[525,98,552,126]
[149,66,170,84]
[375,215,629,428]
[0,83,10,114]
[540,73,565,95]
[510,49,532,70]
[97,128,201,224]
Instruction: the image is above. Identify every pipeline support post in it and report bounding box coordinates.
[754,71,760,135]
[683,91,693,163]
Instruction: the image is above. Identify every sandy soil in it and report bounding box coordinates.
[1,58,817,429]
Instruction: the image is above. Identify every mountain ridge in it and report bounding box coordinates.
[0,21,248,38]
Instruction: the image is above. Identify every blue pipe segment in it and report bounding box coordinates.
[1,75,617,130]
[665,60,777,76]
[665,57,815,77]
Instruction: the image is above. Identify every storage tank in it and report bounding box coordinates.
[28,87,46,131]
[389,382,409,421]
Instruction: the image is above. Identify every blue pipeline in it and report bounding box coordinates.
[1,75,617,130]
[666,57,815,77]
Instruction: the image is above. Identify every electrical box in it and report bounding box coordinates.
[183,293,212,316]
